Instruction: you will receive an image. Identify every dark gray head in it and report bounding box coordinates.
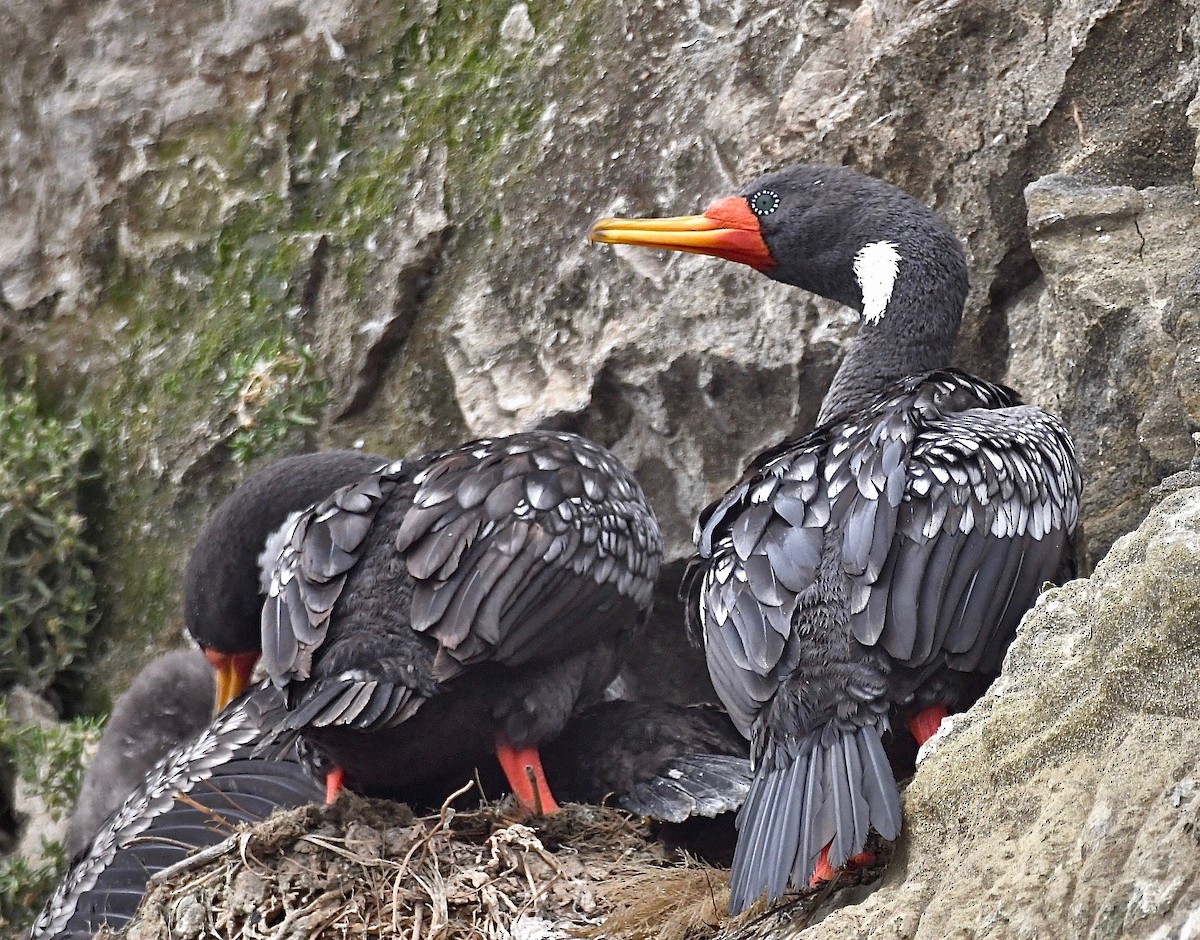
[736,164,968,324]
[183,450,386,656]
[590,162,971,415]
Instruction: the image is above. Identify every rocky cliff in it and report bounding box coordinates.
[1,0,1198,935]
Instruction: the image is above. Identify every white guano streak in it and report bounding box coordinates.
[853,240,901,324]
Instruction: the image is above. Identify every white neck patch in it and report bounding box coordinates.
[853,240,901,324]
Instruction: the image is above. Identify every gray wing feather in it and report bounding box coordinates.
[30,685,312,940]
[853,401,1079,674]
[261,463,395,687]
[399,433,662,672]
[857,722,902,839]
[692,373,1079,916]
[281,679,421,733]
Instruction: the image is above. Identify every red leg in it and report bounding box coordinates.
[907,704,950,747]
[494,732,559,815]
[810,844,836,885]
[325,766,345,804]
[809,844,877,887]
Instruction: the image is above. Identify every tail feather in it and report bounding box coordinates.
[620,753,752,823]
[795,744,831,883]
[728,722,900,915]
[830,734,868,866]
[856,725,902,840]
[729,753,805,913]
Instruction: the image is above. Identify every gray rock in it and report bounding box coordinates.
[1012,177,1200,568]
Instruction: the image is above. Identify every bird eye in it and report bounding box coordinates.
[748,190,780,217]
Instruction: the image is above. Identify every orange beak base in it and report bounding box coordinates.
[204,648,260,713]
[588,195,776,271]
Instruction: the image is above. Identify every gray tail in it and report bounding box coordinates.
[728,722,901,915]
[619,753,752,823]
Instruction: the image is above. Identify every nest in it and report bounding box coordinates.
[109,783,727,940]
[103,783,890,940]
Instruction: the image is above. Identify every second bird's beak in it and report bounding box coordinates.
[588,196,776,271]
[204,649,259,713]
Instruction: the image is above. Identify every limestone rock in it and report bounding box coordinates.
[1012,178,1200,568]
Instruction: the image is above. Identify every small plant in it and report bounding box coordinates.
[0,851,62,935]
[0,368,100,695]
[0,707,102,933]
[0,711,101,819]
[218,336,327,465]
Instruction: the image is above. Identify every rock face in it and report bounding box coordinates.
[1014,178,1200,571]
[2,0,1199,932]
[2,0,1198,661]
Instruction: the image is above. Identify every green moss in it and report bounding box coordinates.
[221,337,327,466]
[65,0,606,684]
[0,368,101,697]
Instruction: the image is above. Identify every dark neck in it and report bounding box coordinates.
[815,267,964,424]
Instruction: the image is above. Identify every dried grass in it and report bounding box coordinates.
[112,785,698,940]
[101,786,889,940]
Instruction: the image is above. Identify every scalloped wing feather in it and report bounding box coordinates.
[689,370,1080,749]
[395,432,663,672]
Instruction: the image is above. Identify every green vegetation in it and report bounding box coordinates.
[221,337,327,466]
[0,370,100,697]
[0,711,99,821]
[0,852,61,935]
[0,708,101,933]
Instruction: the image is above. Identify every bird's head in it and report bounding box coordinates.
[589,162,967,328]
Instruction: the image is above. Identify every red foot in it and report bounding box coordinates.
[325,766,345,804]
[494,733,559,815]
[808,844,877,887]
[907,703,950,747]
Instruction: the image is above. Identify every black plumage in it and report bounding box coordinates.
[30,686,323,940]
[543,699,751,823]
[260,432,663,806]
[185,450,387,710]
[185,450,386,657]
[591,163,1081,912]
[185,433,662,810]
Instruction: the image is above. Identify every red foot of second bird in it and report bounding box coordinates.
[907,703,950,747]
[324,766,345,804]
[809,844,877,887]
[495,733,560,815]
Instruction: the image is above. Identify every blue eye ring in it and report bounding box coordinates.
[749,190,780,217]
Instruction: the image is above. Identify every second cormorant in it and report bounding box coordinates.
[590,163,1081,913]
